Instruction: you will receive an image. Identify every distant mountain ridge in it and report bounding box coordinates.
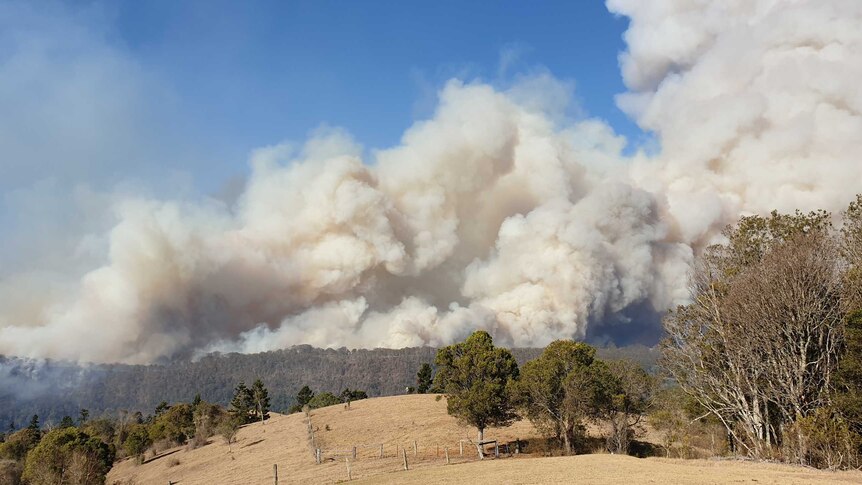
[0,344,658,430]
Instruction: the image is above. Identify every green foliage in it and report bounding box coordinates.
[27,415,39,433]
[416,363,433,394]
[720,209,831,272]
[78,409,89,426]
[785,407,859,470]
[834,311,862,445]
[307,392,342,409]
[59,416,75,429]
[22,427,114,485]
[514,340,596,454]
[434,331,520,438]
[154,401,170,417]
[842,195,862,309]
[339,388,367,402]
[0,429,41,461]
[565,359,654,454]
[123,424,151,459]
[288,385,315,413]
[148,403,194,445]
[80,419,115,446]
[216,417,240,452]
[296,386,314,407]
[229,382,254,424]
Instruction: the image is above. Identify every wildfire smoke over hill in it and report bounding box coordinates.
[1,0,861,364]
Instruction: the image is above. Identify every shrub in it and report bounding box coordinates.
[784,407,859,470]
[22,428,114,485]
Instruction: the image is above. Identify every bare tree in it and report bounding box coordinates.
[662,211,844,459]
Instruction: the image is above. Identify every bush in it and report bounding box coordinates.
[123,425,151,462]
[0,429,40,462]
[22,428,114,485]
[307,392,341,409]
[784,407,859,470]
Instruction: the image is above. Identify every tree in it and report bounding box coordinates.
[514,340,595,454]
[123,424,151,463]
[229,382,254,424]
[662,211,843,458]
[217,417,240,453]
[251,379,271,425]
[149,403,194,445]
[154,401,170,417]
[78,409,89,426]
[307,392,342,409]
[601,360,655,454]
[289,386,315,413]
[23,428,114,485]
[416,364,433,394]
[59,416,75,429]
[434,330,519,458]
[27,415,39,433]
[834,311,862,455]
[0,429,41,461]
[339,388,368,403]
[297,386,314,407]
[841,195,862,309]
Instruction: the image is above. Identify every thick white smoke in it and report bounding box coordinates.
[1,0,861,363]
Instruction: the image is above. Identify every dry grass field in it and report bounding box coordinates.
[106,394,862,485]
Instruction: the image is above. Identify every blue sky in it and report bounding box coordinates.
[1,0,638,213]
[115,1,636,190]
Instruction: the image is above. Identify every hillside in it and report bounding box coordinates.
[1,344,658,428]
[106,394,862,485]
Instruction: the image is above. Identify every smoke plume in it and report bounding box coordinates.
[1,0,861,363]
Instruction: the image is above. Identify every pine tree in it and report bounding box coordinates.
[251,379,270,425]
[230,382,254,424]
[416,363,433,394]
[60,416,75,428]
[297,386,314,407]
[78,408,89,426]
[27,415,39,432]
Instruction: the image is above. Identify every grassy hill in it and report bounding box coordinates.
[106,394,862,485]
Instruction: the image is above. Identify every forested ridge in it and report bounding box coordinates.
[0,344,658,429]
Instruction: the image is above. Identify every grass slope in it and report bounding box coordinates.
[107,394,862,485]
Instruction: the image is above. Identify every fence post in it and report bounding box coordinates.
[353,446,357,459]
[495,442,499,458]
[413,440,417,456]
[445,447,450,465]
[459,440,463,456]
[436,444,439,457]
[380,444,384,458]
[346,457,352,481]
[273,464,278,485]
[402,448,408,471]
[316,448,321,464]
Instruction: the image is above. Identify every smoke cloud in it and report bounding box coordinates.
[1,0,861,363]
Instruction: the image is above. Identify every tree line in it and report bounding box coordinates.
[0,344,658,431]
[0,379,276,484]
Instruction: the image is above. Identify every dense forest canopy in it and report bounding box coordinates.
[0,345,658,430]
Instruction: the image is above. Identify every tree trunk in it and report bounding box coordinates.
[477,428,484,460]
[562,418,572,455]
